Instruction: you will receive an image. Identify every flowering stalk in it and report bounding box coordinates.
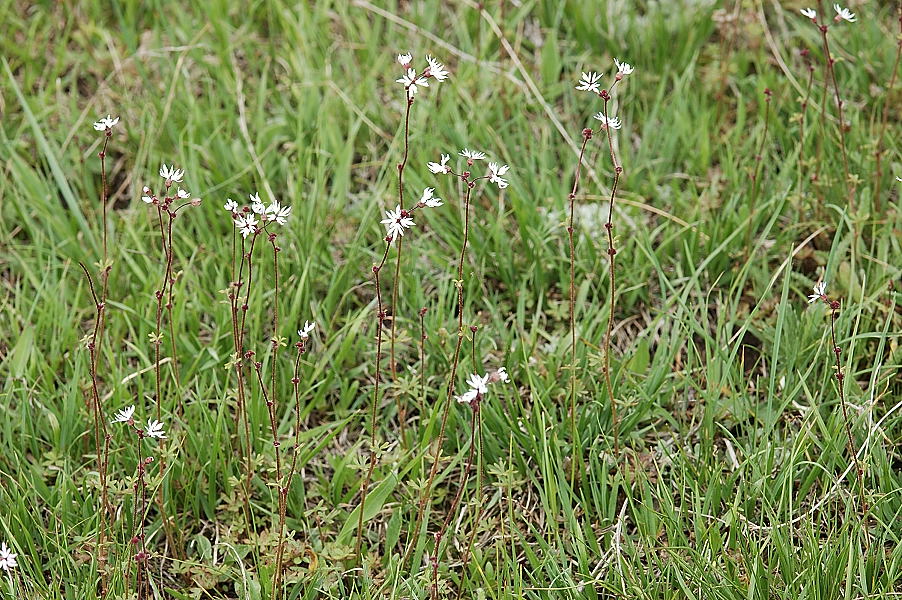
[583,61,632,455]
[804,4,856,208]
[357,196,442,559]
[874,6,902,212]
[223,195,291,500]
[110,406,166,600]
[807,283,867,518]
[567,73,598,483]
[273,329,314,599]
[86,114,118,594]
[431,368,506,598]
[404,152,508,566]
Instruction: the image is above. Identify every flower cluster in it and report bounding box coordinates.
[0,542,17,573]
[396,53,450,99]
[455,367,509,406]
[426,149,511,189]
[111,405,167,439]
[223,193,292,239]
[575,58,635,129]
[141,165,201,210]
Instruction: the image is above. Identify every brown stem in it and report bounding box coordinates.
[828,304,868,522]
[390,98,414,382]
[814,3,853,208]
[456,407,484,600]
[601,97,621,456]
[355,242,393,563]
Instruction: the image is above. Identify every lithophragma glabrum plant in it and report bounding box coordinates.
[354,51,449,562]
[569,58,634,463]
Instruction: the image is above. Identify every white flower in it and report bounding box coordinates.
[159,164,184,183]
[614,58,634,76]
[224,199,239,212]
[0,542,17,573]
[576,71,602,93]
[465,373,489,395]
[396,67,429,98]
[266,200,292,225]
[93,115,119,131]
[298,320,316,339]
[397,52,412,66]
[494,367,510,383]
[455,389,479,404]
[141,186,154,204]
[420,187,443,207]
[808,281,827,303]
[427,154,451,174]
[111,405,136,424]
[425,55,450,82]
[145,419,166,439]
[249,193,266,214]
[800,7,817,18]
[833,4,855,22]
[235,215,258,239]
[459,148,486,161]
[381,205,415,241]
[896,176,902,182]
[593,113,622,129]
[176,188,190,199]
[488,162,510,189]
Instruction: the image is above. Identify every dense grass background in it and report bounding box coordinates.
[1,0,901,598]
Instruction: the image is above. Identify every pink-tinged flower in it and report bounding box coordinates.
[614,58,634,76]
[808,281,828,303]
[833,4,855,22]
[420,187,443,207]
[424,55,450,82]
[575,72,602,93]
[465,373,489,395]
[298,320,316,339]
[93,115,119,131]
[235,214,258,239]
[490,367,510,383]
[800,7,816,19]
[427,154,451,174]
[593,113,622,129]
[381,205,415,241]
[159,164,184,183]
[176,188,190,199]
[266,200,292,225]
[111,405,136,424]
[145,419,166,439]
[455,389,478,404]
[397,52,412,67]
[224,198,239,212]
[0,542,17,572]
[396,68,429,98]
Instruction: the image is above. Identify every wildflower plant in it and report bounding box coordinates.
[355,51,450,562]
[569,58,634,464]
